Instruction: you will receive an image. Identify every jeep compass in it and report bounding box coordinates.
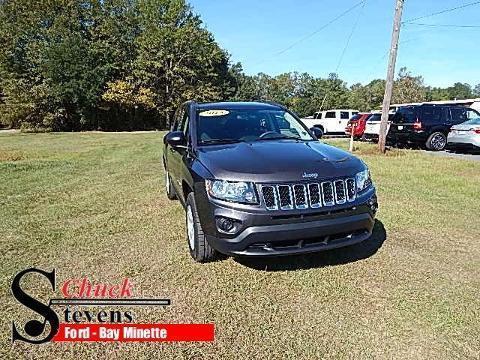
[163,101,378,262]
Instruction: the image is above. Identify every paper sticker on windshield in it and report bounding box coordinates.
[199,110,229,117]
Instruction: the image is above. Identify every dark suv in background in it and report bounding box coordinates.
[163,101,378,263]
[388,104,480,151]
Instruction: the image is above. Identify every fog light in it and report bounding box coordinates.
[367,197,378,213]
[215,217,239,234]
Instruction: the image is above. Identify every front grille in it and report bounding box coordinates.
[260,178,356,211]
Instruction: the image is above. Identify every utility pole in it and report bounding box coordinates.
[378,0,404,153]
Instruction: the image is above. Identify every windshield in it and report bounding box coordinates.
[462,117,480,125]
[196,109,314,145]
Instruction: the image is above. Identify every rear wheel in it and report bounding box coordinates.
[165,171,177,200]
[314,125,324,137]
[426,132,447,151]
[186,192,217,263]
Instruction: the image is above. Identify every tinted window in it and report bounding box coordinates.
[394,107,416,123]
[340,111,349,119]
[325,111,336,119]
[350,114,361,121]
[196,109,313,144]
[181,111,189,136]
[422,106,444,123]
[173,107,185,131]
[315,112,322,119]
[450,108,468,123]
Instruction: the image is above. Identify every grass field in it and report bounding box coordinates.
[1,132,479,359]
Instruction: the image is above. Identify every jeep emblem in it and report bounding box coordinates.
[302,172,318,179]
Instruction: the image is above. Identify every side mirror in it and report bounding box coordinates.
[165,131,187,148]
[310,127,323,139]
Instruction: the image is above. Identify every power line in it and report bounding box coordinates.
[320,0,367,109]
[335,0,366,73]
[276,0,365,56]
[253,0,366,65]
[405,22,480,29]
[403,1,480,23]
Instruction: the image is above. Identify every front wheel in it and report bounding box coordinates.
[426,132,447,151]
[186,193,217,263]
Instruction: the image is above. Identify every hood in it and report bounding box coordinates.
[196,140,365,183]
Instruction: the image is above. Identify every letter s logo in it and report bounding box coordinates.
[11,268,59,344]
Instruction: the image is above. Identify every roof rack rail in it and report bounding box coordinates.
[257,100,287,109]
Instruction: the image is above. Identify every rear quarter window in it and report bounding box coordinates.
[450,108,468,124]
[394,107,416,123]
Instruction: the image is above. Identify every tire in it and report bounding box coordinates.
[314,126,324,137]
[164,171,177,200]
[426,132,447,151]
[186,192,217,263]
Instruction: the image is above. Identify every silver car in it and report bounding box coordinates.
[447,117,480,152]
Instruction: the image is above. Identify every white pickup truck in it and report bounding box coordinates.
[301,109,359,134]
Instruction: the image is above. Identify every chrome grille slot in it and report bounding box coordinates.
[321,182,335,206]
[293,184,308,209]
[277,185,293,210]
[261,178,354,210]
[307,183,321,208]
[334,180,346,204]
[346,178,356,202]
[261,185,277,210]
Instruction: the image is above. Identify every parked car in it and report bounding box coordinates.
[363,112,395,142]
[447,116,480,152]
[388,104,480,151]
[345,113,371,139]
[163,101,378,262]
[301,109,359,134]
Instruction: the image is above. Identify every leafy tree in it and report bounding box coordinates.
[392,67,426,105]
[446,82,473,100]
[474,84,480,97]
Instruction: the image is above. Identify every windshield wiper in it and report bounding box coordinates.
[257,135,302,141]
[200,138,244,145]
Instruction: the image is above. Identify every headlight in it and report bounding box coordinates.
[206,180,258,204]
[356,169,372,192]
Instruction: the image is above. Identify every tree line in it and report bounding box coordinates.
[1,0,479,131]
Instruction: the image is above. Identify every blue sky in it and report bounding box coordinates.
[189,0,480,88]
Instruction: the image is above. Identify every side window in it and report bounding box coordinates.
[325,111,336,119]
[466,109,480,120]
[174,107,185,131]
[340,111,349,119]
[181,109,189,136]
[450,108,468,123]
[422,106,443,123]
[396,107,416,123]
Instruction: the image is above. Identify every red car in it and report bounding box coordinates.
[345,113,371,138]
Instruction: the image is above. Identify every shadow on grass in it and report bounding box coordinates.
[234,220,387,271]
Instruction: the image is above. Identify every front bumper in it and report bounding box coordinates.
[196,186,378,257]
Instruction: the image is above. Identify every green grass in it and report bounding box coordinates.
[1,132,479,359]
